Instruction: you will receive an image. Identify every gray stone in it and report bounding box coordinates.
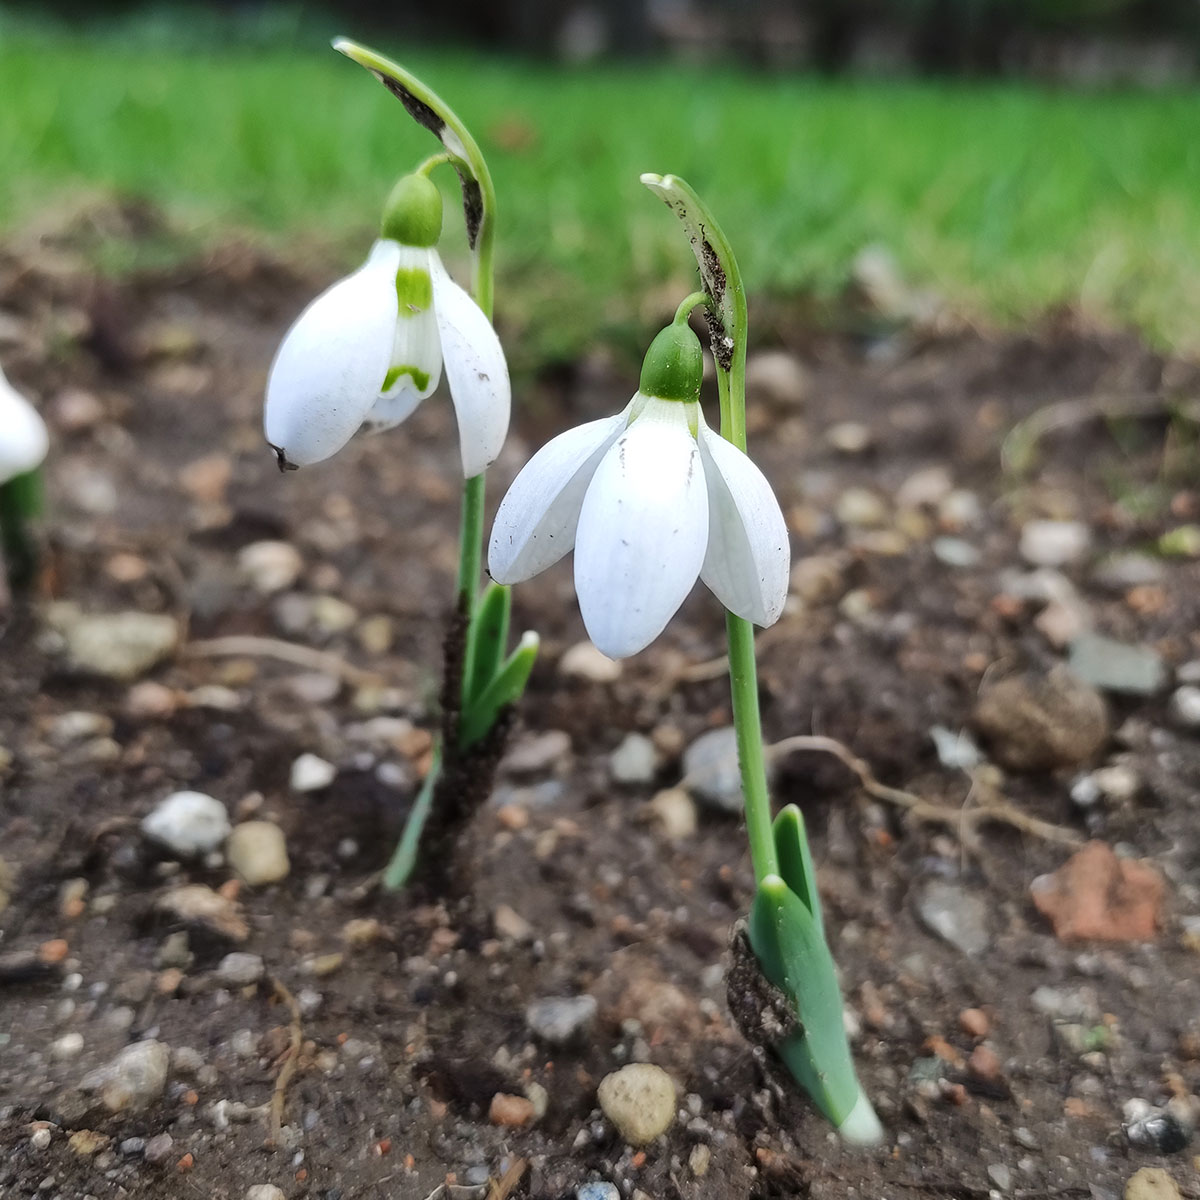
[825,421,873,455]
[237,541,303,594]
[246,1187,288,1200]
[503,730,571,776]
[226,822,290,886]
[79,1040,170,1113]
[143,1132,174,1164]
[835,487,888,528]
[915,880,991,956]
[1092,553,1164,593]
[559,641,622,683]
[647,788,698,840]
[525,995,597,1044]
[987,1164,1013,1191]
[1068,633,1166,696]
[142,791,231,857]
[1019,519,1091,567]
[610,733,657,784]
[49,606,179,682]
[745,350,810,410]
[576,1185,620,1200]
[215,953,265,987]
[598,1063,676,1145]
[932,536,980,568]
[682,727,744,812]
[1168,686,1200,728]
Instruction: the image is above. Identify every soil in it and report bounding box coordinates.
[1,217,1199,1200]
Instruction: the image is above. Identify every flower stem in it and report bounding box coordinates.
[456,472,486,620]
[673,290,710,327]
[0,468,42,593]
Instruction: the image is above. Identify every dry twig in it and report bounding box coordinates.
[185,634,383,689]
[488,1157,529,1200]
[266,975,303,1146]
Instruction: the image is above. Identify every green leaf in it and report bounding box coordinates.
[463,582,511,707]
[334,37,496,312]
[458,632,538,750]
[381,739,443,891]
[772,805,824,934]
[748,875,858,1128]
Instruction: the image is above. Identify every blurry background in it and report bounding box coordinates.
[1,0,1198,366]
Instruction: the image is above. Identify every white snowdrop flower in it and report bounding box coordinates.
[263,173,509,477]
[0,364,49,484]
[489,321,789,658]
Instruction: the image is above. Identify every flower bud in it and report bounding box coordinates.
[638,322,702,403]
[380,174,444,248]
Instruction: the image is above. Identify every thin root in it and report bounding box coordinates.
[488,1157,529,1200]
[184,635,384,689]
[765,734,1082,848]
[266,975,303,1146]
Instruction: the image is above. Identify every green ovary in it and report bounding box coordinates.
[382,364,431,393]
[395,267,433,312]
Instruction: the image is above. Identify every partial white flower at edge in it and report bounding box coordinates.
[263,239,510,478]
[0,365,49,484]
[488,393,790,659]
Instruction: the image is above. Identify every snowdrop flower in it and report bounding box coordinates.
[489,320,789,658]
[264,173,509,476]
[0,364,48,484]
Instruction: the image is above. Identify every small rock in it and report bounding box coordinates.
[987,1163,1013,1192]
[493,904,534,942]
[972,667,1108,772]
[488,1092,535,1127]
[929,725,982,770]
[647,788,698,840]
[1019,520,1091,567]
[932,536,980,568]
[916,880,991,956]
[30,1127,51,1150]
[968,1044,1002,1082]
[610,733,657,784]
[246,1188,288,1200]
[958,1008,990,1038]
[215,953,265,987]
[49,711,113,745]
[1125,1108,1190,1155]
[1124,1168,1182,1200]
[289,753,335,793]
[356,614,394,654]
[825,421,873,455]
[226,821,290,886]
[68,1129,109,1156]
[745,350,810,409]
[689,1143,711,1177]
[559,641,621,683]
[1093,553,1165,593]
[597,1063,676,1145]
[790,554,845,606]
[525,995,597,1044]
[503,730,571,776]
[1168,686,1200,729]
[51,1032,85,1061]
[835,487,888,528]
[142,791,231,857]
[311,594,357,634]
[1068,633,1166,696]
[342,918,385,948]
[682,726,743,812]
[50,607,179,682]
[1031,841,1165,942]
[143,1132,174,1164]
[897,466,953,510]
[576,1185,620,1200]
[125,681,178,719]
[79,1040,170,1113]
[1091,764,1140,802]
[156,884,248,942]
[237,541,303,594]
[52,388,105,432]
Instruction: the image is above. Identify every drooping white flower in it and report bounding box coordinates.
[0,364,49,485]
[489,323,789,659]
[263,174,509,477]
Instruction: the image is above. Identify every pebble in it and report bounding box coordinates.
[143,1132,174,1164]
[835,487,888,528]
[929,725,982,770]
[289,753,336,793]
[959,1008,990,1037]
[125,681,178,719]
[1168,686,1200,728]
[689,1143,711,1177]
[597,1063,676,1145]
[49,711,114,745]
[30,1127,52,1150]
[1068,633,1166,696]
[915,880,991,956]
[51,1032,85,1061]
[237,541,303,594]
[246,1187,288,1200]
[1019,519,1091,567]
[311,594,357,634]
[745,350,810,409]
[825,421,873,454]
[226,821,290,886]
[142,791,231,857]
[897,465,953,509]
[503,730,571,775]
[488,1092,535,1127]
[931,536,980,568]
[647,788,698,840]
[576,1183,620,1200]
[156,884,248,942]
[493,904,534,942]
[49,605,180,681]
[525,995,597,1044]
[972,667,1108,772]
[1124,1102,1190,1154]
[987,1163,1013,1191]
[1093,553,1165,592]
[215,953,265,987]
[1124,1168,1182,1200]
[559,641,621,683]
[79,1040,170,1113]
[939,488,982,529]
[610,733,657,784]
[682,727,743,812]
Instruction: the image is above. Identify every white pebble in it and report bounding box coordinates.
[142,791,231,857]
[289,753,336,793]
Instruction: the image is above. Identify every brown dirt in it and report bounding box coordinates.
[2,228,1200,1200]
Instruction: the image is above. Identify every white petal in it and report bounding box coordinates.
[430,252,511,478]
[697,423,790,626]
[488,411,627,583]
[0,366,49,483]
[263,239,400,467]
[575,401,708,658]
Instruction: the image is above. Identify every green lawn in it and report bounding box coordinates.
[3,20,1200,360]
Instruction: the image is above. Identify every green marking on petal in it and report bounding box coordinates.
[382,364,431,393]
[395,267,433,313]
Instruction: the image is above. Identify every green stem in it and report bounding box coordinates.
[727,611,779,883]
[0,468,42,593]
[673,290,709,327]
[382,740,443,890]
[456,472,486,618]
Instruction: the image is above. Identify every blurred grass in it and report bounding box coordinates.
[2,17,1200,362]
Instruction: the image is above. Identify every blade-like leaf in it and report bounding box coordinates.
[334,38,497,312]
[748,875,858,1128]
[773,805,824,933]
[459,632,538,750]
[381,739,444,891]
[464,581,511,705]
